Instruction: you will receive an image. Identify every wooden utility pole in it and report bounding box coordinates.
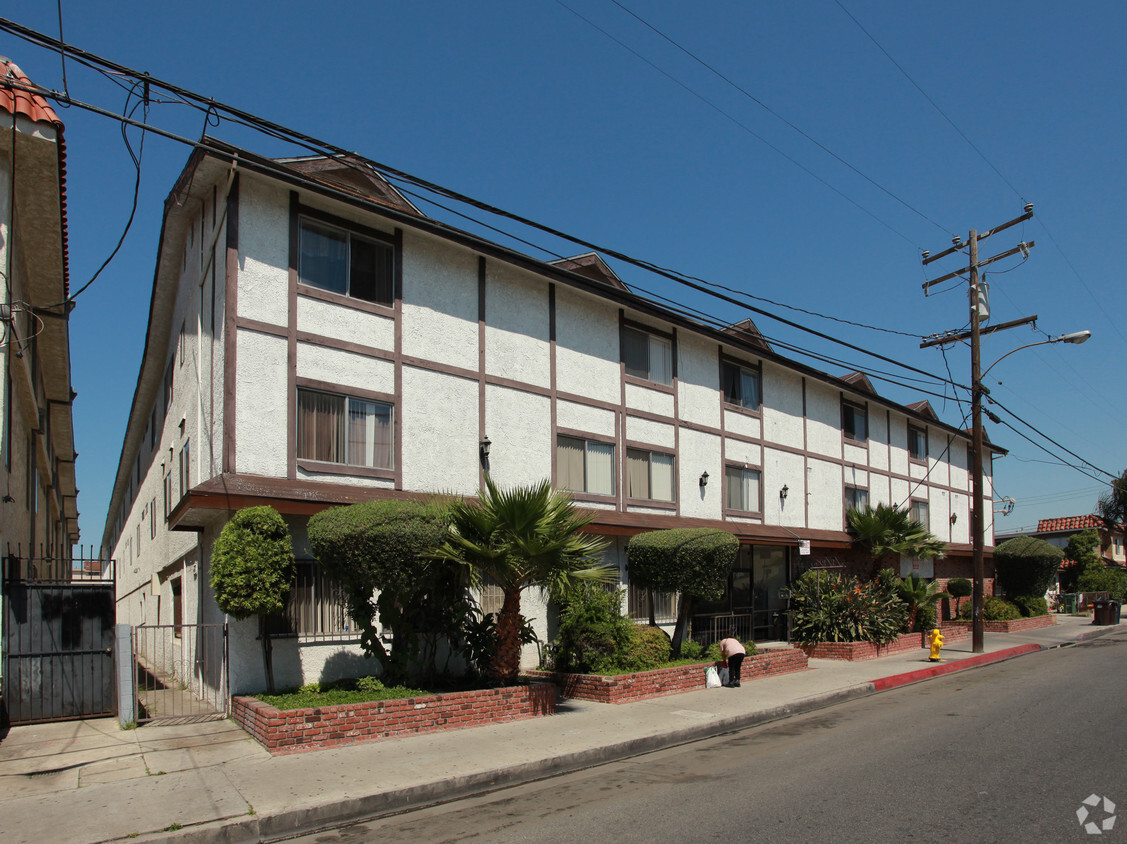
[920,205,1036,654]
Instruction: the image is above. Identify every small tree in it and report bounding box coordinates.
[993,536,1063,599]
[1060,529,1101,593]
[626,528,738,656]
[947,578,972,618]
[210,506,296,693]
[307,499,455,683]
[897,575,950,633]
[1097,470,1127,540]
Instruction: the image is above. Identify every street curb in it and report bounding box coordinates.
[137,635,1103,844]
[870,644,1042,692]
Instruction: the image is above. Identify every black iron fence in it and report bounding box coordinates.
[132,623,228,724]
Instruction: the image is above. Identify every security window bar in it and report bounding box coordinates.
[299,218,394,306]
[627,448,675,502]
[725,466,762,512]
[269,561,357,638]
[622,326,673,385]
[556,435,615,496]
[298,388,393,469]
[721,361,761,410]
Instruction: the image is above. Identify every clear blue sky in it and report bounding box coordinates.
[1,1,1122,553]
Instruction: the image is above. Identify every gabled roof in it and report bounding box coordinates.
[549,253,627,290]
[905,400,940,421]
[722,317,772,353]
[279,155,422,216]
[841,371,878,396]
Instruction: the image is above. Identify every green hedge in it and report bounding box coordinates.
[993,536,1063,598]
[626,528,738,600]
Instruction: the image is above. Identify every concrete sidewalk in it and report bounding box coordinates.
[0,615,1116,844]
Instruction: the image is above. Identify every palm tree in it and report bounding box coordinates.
[847,503,946,576]
[435,476,614,685]
[898,575,950,633]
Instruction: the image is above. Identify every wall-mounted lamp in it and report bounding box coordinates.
[950,513,958,525]
[699,471,709,488]
[780,485,789,502]
[479,436,491,459]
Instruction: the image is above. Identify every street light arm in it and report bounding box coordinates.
[980,331,1091,380]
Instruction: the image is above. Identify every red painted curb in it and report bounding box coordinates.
[871,644,1042,692]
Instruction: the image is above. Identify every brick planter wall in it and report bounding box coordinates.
[526,649,808,704]
[943,614,1055,634]
[798,632,922,661]
[231,684,558,754]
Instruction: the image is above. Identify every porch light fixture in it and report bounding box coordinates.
[479,436,491,459]
[699,471,709,488]
[950,513,958,525]
[780,485,789,501]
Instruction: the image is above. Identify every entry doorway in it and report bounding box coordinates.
[692,544,791,643]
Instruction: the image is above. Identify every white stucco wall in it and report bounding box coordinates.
[807,458,843,529]
[297,342,395,396]
[237,178,290,327]
[485,384,552,487]
[625,416,675,450]
[485,263,550,389]
[401,366,479,494]
[804,383,841,458]
[401,233,478,371]
[297,297,395,352]
[678,427,720,519]
[234,328,289,477]
[723,409,762,441]
[557,399,616,439]
[764,448,804,527]
[554,286,620,404]
[677,333,721,429]
[762,366,804,450]
[625,382,675,417]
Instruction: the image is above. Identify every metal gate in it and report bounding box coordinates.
[132,623,228,724]
[2,576,116,725]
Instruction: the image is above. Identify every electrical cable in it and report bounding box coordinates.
[606,0,955,238]
[550,0,922,249]
[986,396,1116,480]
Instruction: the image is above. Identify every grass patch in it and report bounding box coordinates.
[253,676,432,711]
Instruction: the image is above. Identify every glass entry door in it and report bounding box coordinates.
[691,544,790,642]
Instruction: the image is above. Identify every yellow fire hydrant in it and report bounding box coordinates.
[928,628,944,662]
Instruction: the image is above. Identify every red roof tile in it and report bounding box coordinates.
[1036,514,1106,533]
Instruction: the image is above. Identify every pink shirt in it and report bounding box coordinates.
[719,638,746,657]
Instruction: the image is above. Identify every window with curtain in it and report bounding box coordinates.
[622,325,673,385]
[298,388,393,469]
[910,499,929,528]
[627,448,675,502]
[299,218,394,306]
[908,425,928,461]
[725,465,762,512]
[557,435,615,495]
[269,561,357,638]
[721,361,761,410]
[844,485,869,512]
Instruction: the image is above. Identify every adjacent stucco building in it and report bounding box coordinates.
[102,139,998,694]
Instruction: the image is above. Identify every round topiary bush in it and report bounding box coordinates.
[616,625,672,672]
[1012,595,1049,617]
[993,536,1063,598]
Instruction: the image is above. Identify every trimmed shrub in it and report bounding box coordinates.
[210,506,295,619]
[959,596,1022,621]
[947,578,972,617]
[993,536,1063,598]
[1012,595,1049,617]
[616,625,673,672]
[553,585,634,675]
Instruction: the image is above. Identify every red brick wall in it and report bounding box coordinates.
[798,632,923,661]
[231,684,558,754]
[526,649,808,704]
[943,614,1055,634]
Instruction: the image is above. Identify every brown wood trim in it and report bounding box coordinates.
[235,317,289,339]
[222,175,240,474]
[549,283,558,488]
[568,490,618,506]
[295,377,395,406]
[288,190,299,481]
[393,228,403,490]
[556,389,619,413]
[294,331,395,362]
[401,354,478,383]
[556,427,616,445]
[624,498,678,511]
[624,374,675,395]
[486,373,552,399]
[296,460,395,481]
[719,355,764,415]
[296,283,397,318]
[478,256,487,488]
[624,438,675,455]
[722,460,764,519]
[621,315,674,340]
[295,201,398,245]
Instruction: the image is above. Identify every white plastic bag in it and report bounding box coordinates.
[705,666,721,688]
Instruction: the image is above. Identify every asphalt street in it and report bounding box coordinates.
[282,628,1127,843]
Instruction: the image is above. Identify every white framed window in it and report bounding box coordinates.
[298,388,393,469]
[842,400,868,443]
[908,425,928,461]
[627,448,675,502]
[725,465,762,513]
[721,361,761,410]
[622,325,673,385]
[557,435,615,496]
[299,218,394,306]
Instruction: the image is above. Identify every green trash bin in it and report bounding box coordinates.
[1061,593,1079,614]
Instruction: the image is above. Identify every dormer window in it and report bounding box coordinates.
[622,325,673,385]
[299,217,394,306]
[842,399,868,443]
